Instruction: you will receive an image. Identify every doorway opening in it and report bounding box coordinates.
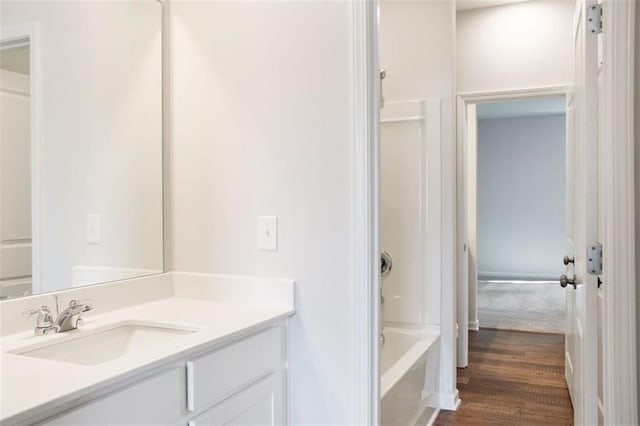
[451,89,575,424]
[471,96,567,334]
[456,88,570,364]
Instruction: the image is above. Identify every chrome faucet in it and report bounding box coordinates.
[23,299,93,335]
[55,300,93,332]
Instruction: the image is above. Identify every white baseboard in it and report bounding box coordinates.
[468,319,480,331]
[429,390,461,411]
[425,408,441,426]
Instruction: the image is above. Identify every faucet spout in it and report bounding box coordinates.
[56,300,93,332]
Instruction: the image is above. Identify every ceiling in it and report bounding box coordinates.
[477,97,566,119]
[457,0,529,11]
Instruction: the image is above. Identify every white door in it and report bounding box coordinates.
[564,1,599,424]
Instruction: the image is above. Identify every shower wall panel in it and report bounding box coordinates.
[381,119,425,325]
[380,100,441,327]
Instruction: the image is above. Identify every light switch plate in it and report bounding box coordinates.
[86,214,101,244]
[258,216,278,251]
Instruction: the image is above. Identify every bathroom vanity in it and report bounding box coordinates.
[0,2,300,425]
[0,273,295,425]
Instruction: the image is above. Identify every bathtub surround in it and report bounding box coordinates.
[378,99,446,424]
[380,327,441,426]
[378,0,458,413]
[380,100,442,326]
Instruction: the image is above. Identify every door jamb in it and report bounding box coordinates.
[352,1,380,424]
[601,0,638,423]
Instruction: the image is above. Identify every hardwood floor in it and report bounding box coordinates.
[435,329,573,425]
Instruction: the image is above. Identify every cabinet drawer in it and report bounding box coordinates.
[187,372,284,426]
[40,367,185,425]
[187,327,284,412]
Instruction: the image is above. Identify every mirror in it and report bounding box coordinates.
[0,1,163,299]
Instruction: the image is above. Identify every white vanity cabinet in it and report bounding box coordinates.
[38,325,287,426]
[187,373,285,426]
[40,367,186,425]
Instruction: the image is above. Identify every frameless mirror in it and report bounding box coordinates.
[1,1,163,299]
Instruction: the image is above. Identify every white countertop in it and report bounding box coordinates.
[0,296,294,424]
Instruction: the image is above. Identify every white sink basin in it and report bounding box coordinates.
[12,322,196,365]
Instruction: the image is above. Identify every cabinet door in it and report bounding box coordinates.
[40,367,185,425]
[189,372,284,426]
[187,327,284,413]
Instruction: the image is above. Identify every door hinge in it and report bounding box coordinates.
[587,4,603,34]
[587,243,603,275]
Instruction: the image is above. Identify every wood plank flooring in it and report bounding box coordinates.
[434,329,573,426]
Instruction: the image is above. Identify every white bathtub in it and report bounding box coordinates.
[381,327,440,426]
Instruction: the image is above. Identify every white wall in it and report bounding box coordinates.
[168,2,355,423]
[457,0,575,93]
[1,1,164,292]
[477,114,566,280]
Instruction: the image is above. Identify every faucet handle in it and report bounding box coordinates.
[69,298,92,304]
[22,306,59,335]
[68,299,93,309]
[22,305,53,322]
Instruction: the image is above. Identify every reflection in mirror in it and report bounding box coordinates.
[0,1,163,300]
[1,40,31,299]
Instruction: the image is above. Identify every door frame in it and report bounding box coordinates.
[352,1,381,424]
[0,23,42,294]
[455,86,569,368]
[600,0,637,423]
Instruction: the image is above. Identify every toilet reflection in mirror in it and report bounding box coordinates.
[0,0,164,299]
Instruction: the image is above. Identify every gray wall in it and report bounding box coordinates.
[477,114,566,280]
